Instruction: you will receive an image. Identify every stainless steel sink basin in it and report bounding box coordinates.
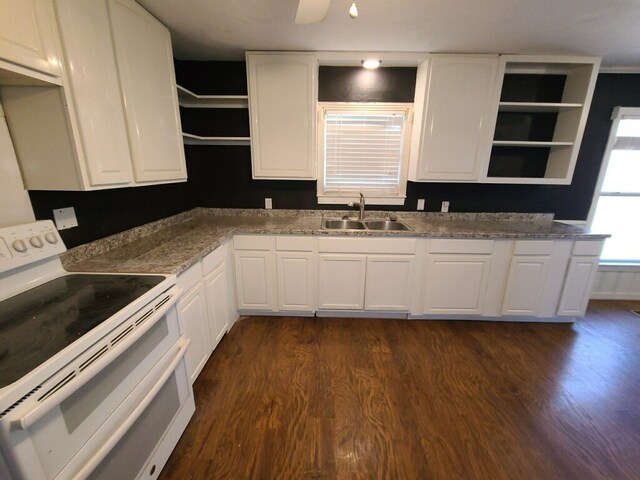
[321,218,412,231]
[364,220,412,231]
[322,219,366,230]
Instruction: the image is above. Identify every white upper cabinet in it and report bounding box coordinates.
[108,0,186,183]
[0,0,186,190]
[246,52,316,179]
[409,55,500,182]
[0,0,62,80]
[54,0,133,186]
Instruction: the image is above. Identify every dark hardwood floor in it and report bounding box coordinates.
[159,300,640,480]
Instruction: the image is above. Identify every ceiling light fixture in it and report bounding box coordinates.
[349,1,358,19]
[362,59,381,69]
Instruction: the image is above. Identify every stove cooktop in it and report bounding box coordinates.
[0,273,166,389]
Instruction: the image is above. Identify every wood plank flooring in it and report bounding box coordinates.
[159,300,640,480]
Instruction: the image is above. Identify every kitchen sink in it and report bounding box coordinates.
[321,218,412,231]
[364,220,412,231]
[322,219,367,230]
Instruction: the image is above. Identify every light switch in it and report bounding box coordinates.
[265,198,272,209]
[417,199,425,210]
[441,201,450,213]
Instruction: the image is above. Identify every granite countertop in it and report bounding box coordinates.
[62,208,608,276]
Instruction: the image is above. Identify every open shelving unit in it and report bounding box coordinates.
[176,84,250,146]
[485,55,600,184]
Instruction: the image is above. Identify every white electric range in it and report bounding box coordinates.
[0,220,194,480]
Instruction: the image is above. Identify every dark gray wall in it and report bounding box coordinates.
[28,63,640,248]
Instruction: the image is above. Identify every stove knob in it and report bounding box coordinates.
[30,236,44,248]
[12,239,27,253]
[44,232,58,244]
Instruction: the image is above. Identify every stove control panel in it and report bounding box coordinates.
[0,220,66,274]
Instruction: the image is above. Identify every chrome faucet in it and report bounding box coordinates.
[348,192,366,220]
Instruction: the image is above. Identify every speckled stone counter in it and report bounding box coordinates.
[62,208,607,276]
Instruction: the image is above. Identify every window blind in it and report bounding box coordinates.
[323,111,406,195]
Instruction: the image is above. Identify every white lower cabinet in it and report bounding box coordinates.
[318,254,367,310]
[177,242,237,384]
[177,280,210,384]
[557,241,604,316]
[233,236,277,311]
[317,238,417,312]
[501,255,551,316]
[276,251,316,312]
[424,254,491,314]
[365,255,414,311]
[203,255,230,350]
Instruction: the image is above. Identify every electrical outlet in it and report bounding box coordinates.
[265,198,272,209]
[417,198,425,210]
[441,201,450,213]
[53,207,78,230]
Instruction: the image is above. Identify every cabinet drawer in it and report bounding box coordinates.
[513,240,554,255]
[233,235,275,251]
[429,239,494,254]
[276,236,316,252]
[177,262,202,293]
[318,237,417,254]
[201,243,226,275]
[572,240,604,256]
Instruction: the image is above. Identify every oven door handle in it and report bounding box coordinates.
[10,286,182,431]
[72,337,190,480]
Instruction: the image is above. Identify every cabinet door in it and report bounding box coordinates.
[177,282,210,384]
[557,256,599,317]
[276,251,316,312]
[108,0,187,183]
[423,254,491,314]
[0,0,61,77]
[54,0,133,187]
[413,55,499,181]
[234,250,277,310]
[364,255,414,311]
[203,262,229,351]
[501,255,551,316]
[247,52,316,179]
[318,254,366,310]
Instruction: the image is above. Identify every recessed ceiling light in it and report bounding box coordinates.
[349,1,358,19]
[362,59,381,69]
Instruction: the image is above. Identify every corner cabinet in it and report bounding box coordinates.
[409,55,500,182]
[0,0,62,81]
[246,52,317,179]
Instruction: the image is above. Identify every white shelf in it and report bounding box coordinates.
[498,102,583,112]
[492,140,574,148]
[182,133,250,146]
[484,176,572,185]
[177,85,248,108]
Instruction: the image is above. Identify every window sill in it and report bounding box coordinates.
[599,262,640,271]
[317,196,407,206]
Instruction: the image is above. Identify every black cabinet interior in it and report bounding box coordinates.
[174,61,247,95]
[179,107,250,137]
[488,147,549,178]
[499,74,567,103]
[494,112,558,142]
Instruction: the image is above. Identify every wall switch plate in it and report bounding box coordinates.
[53,207,78,230]
[265,198,272,209]
[441,201,450,213]
[417,199,425,210]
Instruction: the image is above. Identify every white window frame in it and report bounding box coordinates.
[587,106,640,265]
[317,103,413,205]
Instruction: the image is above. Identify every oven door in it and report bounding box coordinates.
[0,293,192,480]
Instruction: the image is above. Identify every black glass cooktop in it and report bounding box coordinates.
[0,274,165,389]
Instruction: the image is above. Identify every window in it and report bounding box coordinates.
[317,104,412,205]
[589,107,640,263]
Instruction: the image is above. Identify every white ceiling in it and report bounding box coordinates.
[137,0,640,66]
